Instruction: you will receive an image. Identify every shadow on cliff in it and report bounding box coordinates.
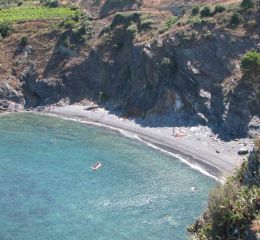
[38,26,258,141]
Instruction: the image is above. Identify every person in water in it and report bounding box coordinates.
[92,161,102,171]
[191,187,198,192]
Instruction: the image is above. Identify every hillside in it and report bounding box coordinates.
[0,0,259,140]
[0,0,259,239]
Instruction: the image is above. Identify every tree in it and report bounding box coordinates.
[240,51,260,82]
[241,0,254,9]
[200,6,211,17]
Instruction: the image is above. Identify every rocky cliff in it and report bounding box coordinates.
[0,0,259,140]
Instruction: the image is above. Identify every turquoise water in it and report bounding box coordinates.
[0,113,215,240]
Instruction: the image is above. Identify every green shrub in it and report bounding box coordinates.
[241,0,254,9]
[40,0,59,8]
[140,18,154,30]
[0,21,12,38]
[230,13,241,26]
[189,142,260,240]
[20,36,28,46]
[246,19,257,29]
[189,176,260,239]
[213,5,225,14]
[182,31,197,42]
[200,6,211,17]
[159,16,178,33]
[63,19,76,29]
[191,6,200,15]
[17,0,23,6]
[241,51,260,82]
[110,12,140,28]
[127,21,138,35]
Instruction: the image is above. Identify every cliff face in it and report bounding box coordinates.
[0,1,259,139]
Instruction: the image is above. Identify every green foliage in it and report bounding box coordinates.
[241,0,254,9]
[0,6,76,23]
[241,51,260,82]
[246,20,257,29]
[165,16,178,29]
[127,21,138,35]
[110,12,141,28]
[191,6,200,16]
[189,181,260,239]
[62,19,76,29]
[61,12,94,44]
[159,16,178,33]
[140,17,154,30]
[230,13,241,26]
[109,12,153,36]
[209,185,259,239]
[20,36,28,46]
[200,6,211,18]
[213,5,225,14]
[182,31,197,42]
[188,15,214,26]
[189,145,260,240]
[0,21,12,38]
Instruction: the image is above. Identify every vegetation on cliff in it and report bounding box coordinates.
[188,137,260,240]
[0,6,76,23]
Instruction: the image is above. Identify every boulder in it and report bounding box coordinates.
[238,148,249,155]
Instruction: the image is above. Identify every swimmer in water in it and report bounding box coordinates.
[191,187,198,192]
[91,161,102,171]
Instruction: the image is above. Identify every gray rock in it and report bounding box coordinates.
[238,148,249,155]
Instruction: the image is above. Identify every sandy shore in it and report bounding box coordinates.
[36,103,254,182]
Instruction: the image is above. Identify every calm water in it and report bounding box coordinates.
[0,113,215,240]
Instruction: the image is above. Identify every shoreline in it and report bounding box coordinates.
[27,103,253,183]
[39,111,223,182]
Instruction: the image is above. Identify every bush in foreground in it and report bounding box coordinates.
[188,140,260,240]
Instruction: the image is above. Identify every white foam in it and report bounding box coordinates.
[138,140,224,183]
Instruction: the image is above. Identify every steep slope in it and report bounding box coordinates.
[0,0,259,140]
[188,137,260,240]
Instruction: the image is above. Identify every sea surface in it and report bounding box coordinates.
[0,113,216,240]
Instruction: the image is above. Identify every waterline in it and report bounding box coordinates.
[39,111,223,183]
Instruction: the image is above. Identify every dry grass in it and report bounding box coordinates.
[254,136,260,151]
